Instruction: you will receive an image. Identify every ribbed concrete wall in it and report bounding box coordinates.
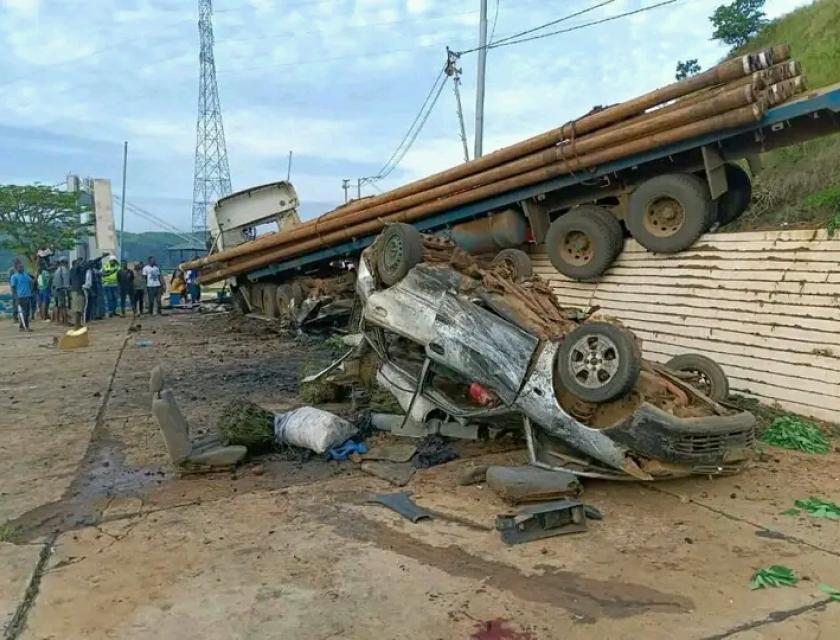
[531,229,840,423]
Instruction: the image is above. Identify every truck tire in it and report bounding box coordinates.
[665,353,729,402]
[377,223,425,286]
[627,173,715,253]
[275,282,303,322]
[716,163,752,228]
[491,248,532,281]
[557,322,641,403]
[545,206,622,280]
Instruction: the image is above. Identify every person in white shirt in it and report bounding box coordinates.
[142,256,165,315]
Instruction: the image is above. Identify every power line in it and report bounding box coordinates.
[113,196,195,244]
[488,0,501,44]
[483,0,684,52]
[458,0,617,54]
[376,66,448,179]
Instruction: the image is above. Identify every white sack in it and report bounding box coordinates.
[274,406,357,454]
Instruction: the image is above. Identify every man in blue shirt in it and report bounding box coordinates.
[9,262,34,331]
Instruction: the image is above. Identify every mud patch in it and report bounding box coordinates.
[329,511,693,621]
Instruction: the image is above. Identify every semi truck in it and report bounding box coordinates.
[204,81,840,322]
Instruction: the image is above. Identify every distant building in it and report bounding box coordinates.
[66,175,118,262]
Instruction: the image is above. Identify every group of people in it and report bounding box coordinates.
[6,252,198,332]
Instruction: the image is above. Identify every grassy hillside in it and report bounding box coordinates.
[731,0,840,231]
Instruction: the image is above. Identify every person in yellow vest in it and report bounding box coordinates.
[102,257,120,318]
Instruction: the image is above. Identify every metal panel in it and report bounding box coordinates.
[427,293,538,405]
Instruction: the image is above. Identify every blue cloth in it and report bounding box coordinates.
[325,440,368,461]
[104,285,118,315]
[10,272,33,298]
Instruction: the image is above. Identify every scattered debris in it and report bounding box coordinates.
[785,497,840,519]
[412,434,459,469]
[361,443,418,463]
[59,326,90,349]
[486,466,582,504]
[761,415,831,454]
[135,339,154,347]
[750,565,799,589]
[457,464,489,486]
[496,499,588,545]
[326,439,368,461]
[818,584,840,601]
[274,406,357,454]
[366,492,432,523]
[218,398,275,451]
[361,460,416,486]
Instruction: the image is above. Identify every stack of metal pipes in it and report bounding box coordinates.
[185,44,806,284]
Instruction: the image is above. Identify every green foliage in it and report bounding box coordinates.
[217,398,275,452]
[711,0,767,49]
[793,497,840,519]
[0,522,19,542]
[0,184,91,268]
[819,584,840,601]
[804,184,840,236]
[761,415,831,454]
[750,565,798,589]
[675,59,701,80]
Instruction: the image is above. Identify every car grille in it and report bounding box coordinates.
[673,427,756,457]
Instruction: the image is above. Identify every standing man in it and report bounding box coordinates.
[117,260,133,316]
[143,256,163,316]
[8,259,21,323]
[102,257,119,318]
[69,258,87,329]
[10,262,34,332]
[186,259,202,304]
[51,258,70,326]
[37,267,51,320]
[132,261,146,316]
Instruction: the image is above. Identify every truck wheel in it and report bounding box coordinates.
[716,164,752,228]
[665,353,729,402]
[558,322,641,403]
[377,223,425,286]
[627,173,715,253]
[275,282,303,321]
[545,206,622,280]
[491,248,532,281]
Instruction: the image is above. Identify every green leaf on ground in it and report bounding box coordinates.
[781,508,801,516]
[761,415,832,455]
[794,497,840,520]
[818,584,840,601]
[750,565,799,590]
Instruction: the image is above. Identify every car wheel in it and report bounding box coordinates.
[665,353,729,402]
[558,322,641,403]
[627,173,715,253]
[715,163,752,228]
[377,223,425,286]
[490,248,532,281]
[545,206,623,280]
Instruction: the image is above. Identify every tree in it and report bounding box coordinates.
[710,0,767,49]
[0,184,91,268]
[675,59,702,81]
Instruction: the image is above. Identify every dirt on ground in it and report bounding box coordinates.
[1,308,839,640]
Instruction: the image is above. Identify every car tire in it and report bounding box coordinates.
[545,206,623,280]
[627,173,715,253]
[377,223,425,286]
[715,163,752,228]
[665,353,730,402]
[491,248,533,281]
[557,321,641,403]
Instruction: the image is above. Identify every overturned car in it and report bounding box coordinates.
[340,224,756,480]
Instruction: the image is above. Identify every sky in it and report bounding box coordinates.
[0,0,814,233]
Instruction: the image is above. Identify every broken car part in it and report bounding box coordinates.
[496,499,588,545]
[366,492,432,523]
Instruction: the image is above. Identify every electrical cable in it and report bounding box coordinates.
[375,66,447,179]
[459,0,617,53]
[488,0,501,44]
[484,0,683,52]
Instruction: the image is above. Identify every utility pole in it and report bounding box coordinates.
[474,0,488,159]
[286,150,293,182]
[342,179,350,203]
[446,47,470,163]
[356,178,362,200]
[118,141,128,262]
